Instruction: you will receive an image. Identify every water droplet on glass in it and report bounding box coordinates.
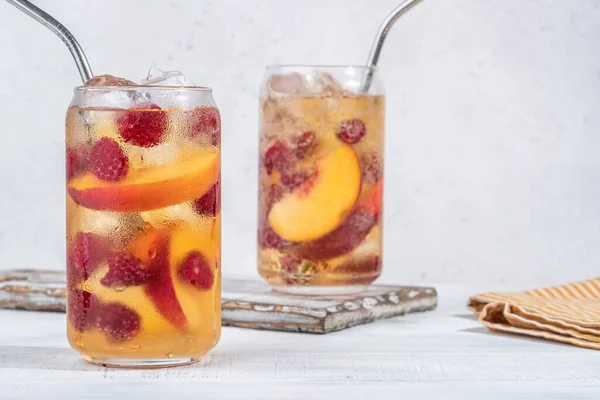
[167,351,174,358]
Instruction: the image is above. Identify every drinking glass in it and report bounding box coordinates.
[66,85,221,367]
[258,65,384,295]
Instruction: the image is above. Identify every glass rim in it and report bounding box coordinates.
[73,85,213,92]
[265,64,378,71]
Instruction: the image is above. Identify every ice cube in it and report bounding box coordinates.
[265,71,349,98]
[84,108,121,142]
[84,74,136,87]
[140,202,199,227]
[128,142,182,170]
[141,63,197,87]
[266,73,309,97]
[68,205,146,248]
[304,72,349,97]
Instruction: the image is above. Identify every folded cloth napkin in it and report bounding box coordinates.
[468,278,600,350]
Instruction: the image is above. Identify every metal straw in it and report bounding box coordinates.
[5,0,93,83]
[360,0,423,93]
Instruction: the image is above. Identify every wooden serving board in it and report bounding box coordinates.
[0,269,437,333]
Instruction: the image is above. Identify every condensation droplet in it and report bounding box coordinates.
[167,351,174,358]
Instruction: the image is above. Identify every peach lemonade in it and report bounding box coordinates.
[258,66,384,295]
[66,77,221,367]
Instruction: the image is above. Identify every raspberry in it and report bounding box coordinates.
[291,131,317,159]
[361,152,382,184]
[258,224,289,249]
[178,251,214,291]
[68,232,107,281]
[66,147,88,180]
[279,254,302,273]
[263,141,293,175]
[90,138,129,182]
[336,119,367,144]
[101,253,150,288]
[84,75,136,87]
[97,303,140,342]
[117,102,167,148]
[68,288,101,332]
[280,171,309,191]
[268,184,284,205]
[193,181,220,216]
[189,107,221,146]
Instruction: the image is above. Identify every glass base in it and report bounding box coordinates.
[84,355,202,369]
[271,284,369,296]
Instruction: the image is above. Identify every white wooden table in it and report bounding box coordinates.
[1,284,598,399]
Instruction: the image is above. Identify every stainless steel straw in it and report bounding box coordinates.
[5,0,93,83]
[361,0,423,93]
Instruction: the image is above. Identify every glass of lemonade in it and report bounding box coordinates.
[66,79,221,367]
[257,66,384,295]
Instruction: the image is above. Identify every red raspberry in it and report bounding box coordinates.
[263,141,293,175]
[68,288,101,332]
[189,107,221,146]
[84,75,136,87]
[280,171,309,191]
[336,119,367,144]
[268,184,284,205]
[90,138,129,182]
[66,147,88,180]
[258,224,289,249]
[97,303,140,342]
[194,181,220,216]
[68,232,107,281]
[291,131,317,159]
[361,152,382,184]
[178,251,214,291]
[117,102,167,148]
[101,253,150,288]
[279,254,302,273]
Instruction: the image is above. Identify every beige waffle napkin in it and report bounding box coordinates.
[468,278,600,350]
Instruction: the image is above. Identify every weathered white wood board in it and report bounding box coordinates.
[0,270,437,333]
[0,284,598,399]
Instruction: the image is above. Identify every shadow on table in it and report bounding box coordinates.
[459,327,576,349]
[451,313,478,321]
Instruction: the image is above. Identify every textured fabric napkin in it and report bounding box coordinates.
[468,278,600,350]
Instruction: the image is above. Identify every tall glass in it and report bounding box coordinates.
[66,85,221,367]
[258,66,384,295]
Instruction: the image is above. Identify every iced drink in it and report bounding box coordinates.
[258,66,384,295]
[66,73,221,367]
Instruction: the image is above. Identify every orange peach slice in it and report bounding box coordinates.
[289,182,383,260]
[169,227,220,332]
[268,144,361,242]
[132,226,219,332]
[68,148,219,212]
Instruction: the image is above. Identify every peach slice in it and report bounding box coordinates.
[268,144,361,242]
[143,234,188,330]
[68,147,219,212]
[86,262,180,338]
[133,226,219,332]
[169,227,219,332]
[289,182,383,260]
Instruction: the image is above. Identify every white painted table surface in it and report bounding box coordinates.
[0,283,598,400]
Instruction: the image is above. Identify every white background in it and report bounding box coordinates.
[0,0,598,289]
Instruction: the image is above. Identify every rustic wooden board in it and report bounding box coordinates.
[0,269,437,333]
